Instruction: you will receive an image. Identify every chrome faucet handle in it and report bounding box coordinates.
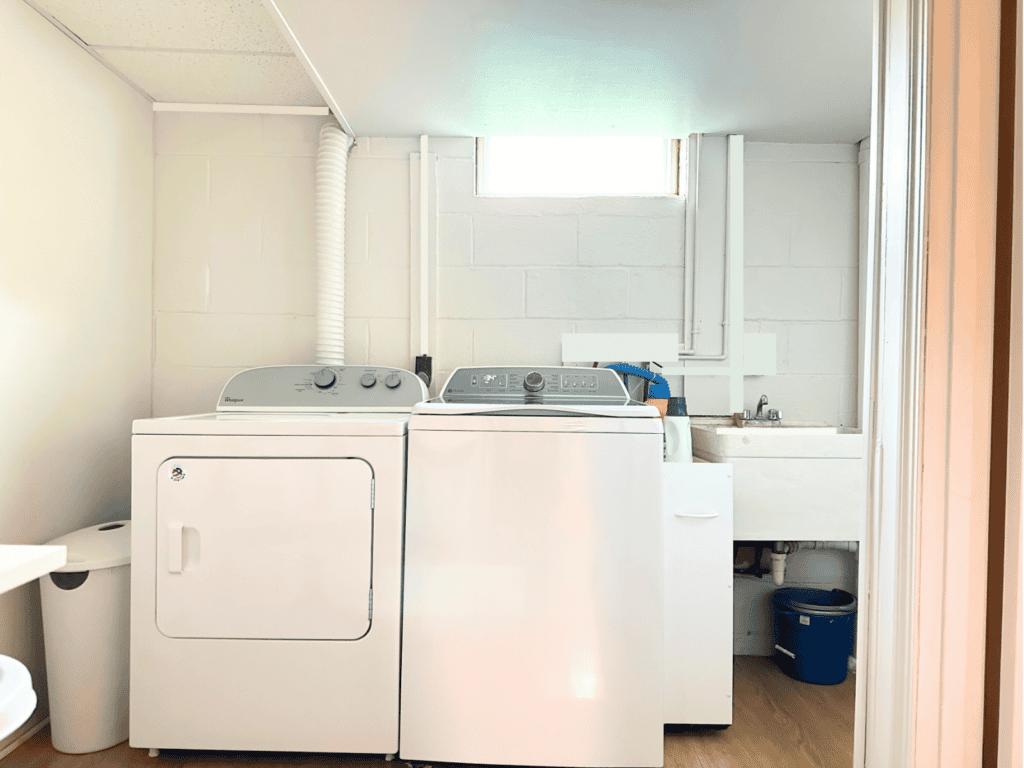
[767,408,781,422]
[755,394,769,419]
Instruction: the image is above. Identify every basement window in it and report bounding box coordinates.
[476,137,681,197]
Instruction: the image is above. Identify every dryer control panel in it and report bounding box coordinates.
[216,365,428,412]
[440,366,633,404]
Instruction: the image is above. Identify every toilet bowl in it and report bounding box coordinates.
[0,655,36,741]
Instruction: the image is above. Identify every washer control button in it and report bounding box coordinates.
[360,373,377,388]
[524,371,545,392]
[384,373,401,389]
[313,368,336,389]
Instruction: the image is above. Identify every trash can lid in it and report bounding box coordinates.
[772,587,857,615]
[44,520,130,573]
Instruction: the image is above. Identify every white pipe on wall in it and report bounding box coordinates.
[419,135,429,355]
[679,133,731,361]
[315,122,353,365]
[725,135,745,412]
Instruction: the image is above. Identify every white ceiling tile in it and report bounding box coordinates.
[31,0,292,52]
[95,50,327,106]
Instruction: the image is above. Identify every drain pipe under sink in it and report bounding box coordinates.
[771,551,787,586]
[315,122,354,365]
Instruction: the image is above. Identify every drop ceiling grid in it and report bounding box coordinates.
[26,0,327,107]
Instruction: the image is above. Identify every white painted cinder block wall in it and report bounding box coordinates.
[153,116,860,426]
[153,113,333,415]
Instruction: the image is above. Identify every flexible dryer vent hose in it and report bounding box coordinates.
[316,123,354,365]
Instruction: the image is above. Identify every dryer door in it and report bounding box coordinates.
[155,457,373,640]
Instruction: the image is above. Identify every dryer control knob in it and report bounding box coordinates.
[523,371,545,392]
[360,373,377,388]
[384,373,401,389]
[313,368,336,389]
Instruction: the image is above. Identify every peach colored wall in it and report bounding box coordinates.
[0,0,153,746]
[914,0,1000,764]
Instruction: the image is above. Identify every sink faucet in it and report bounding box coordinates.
[755,394,769,419]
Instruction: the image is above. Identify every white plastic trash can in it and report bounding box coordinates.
[40,520,130,753]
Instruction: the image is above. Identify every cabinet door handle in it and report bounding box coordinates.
[168,521,183,573]
[673,508,719,518]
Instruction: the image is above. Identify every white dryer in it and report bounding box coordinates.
[399,366,664,768]
[130,365,426,755]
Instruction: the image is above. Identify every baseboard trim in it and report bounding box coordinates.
[0,717,48,760]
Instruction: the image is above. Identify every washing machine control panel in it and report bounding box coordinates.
[216,366,428,411]
[440,366,631,404]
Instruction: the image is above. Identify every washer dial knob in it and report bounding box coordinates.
[359,373,377,388]
[523,371,545,392]
[384,373,402,389]
[313,368,336,389]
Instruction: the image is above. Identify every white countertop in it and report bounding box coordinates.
[0,546,68,594]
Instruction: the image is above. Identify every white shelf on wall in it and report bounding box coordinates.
[0,546,67,595]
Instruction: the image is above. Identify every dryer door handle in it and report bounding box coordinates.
[168,521,184,574]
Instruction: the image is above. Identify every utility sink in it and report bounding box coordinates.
[690,419,866,541]
[691,420,861,460]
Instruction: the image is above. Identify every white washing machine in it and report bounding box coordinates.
[399,366,665,768]
[130,365,426,755]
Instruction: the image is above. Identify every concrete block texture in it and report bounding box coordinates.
[438,214,473,265]
[474,214,577,265]
[209,156,315,211]
[745,267,843,321]
[745,160,857,218]
[578,215,684,266]
[209,256,314,316]
[438,267,525,318]
[346,158,410,218]
[787,322,859,375]
[263,205,315,266]
[156,112,262,156]
[342,318,370,364]
[367,212,410,266]
[367,318,411,368]
[526,269,629,319]
[155,312,314,369]
[628,268,685,319]
[745,213,791,266]
[435,319,474,372]
[152,365,248,418]
[790,214,857,267]
[345,262,410,319]
[472,319,576,366]
[149,127,860,434]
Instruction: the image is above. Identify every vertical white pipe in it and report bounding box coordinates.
[315,123,353,365]
[682,134,697,352]
[726,134,745,412]
[419,135,429,354]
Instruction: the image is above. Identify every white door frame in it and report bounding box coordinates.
[863,0,1003,765]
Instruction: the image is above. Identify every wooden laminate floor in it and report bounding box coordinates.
[8,657,854,768]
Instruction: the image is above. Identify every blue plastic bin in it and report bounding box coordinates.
[771,587,857,685]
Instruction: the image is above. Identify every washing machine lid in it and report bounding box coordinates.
[419,366,661,417]
[411,366,662,430]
